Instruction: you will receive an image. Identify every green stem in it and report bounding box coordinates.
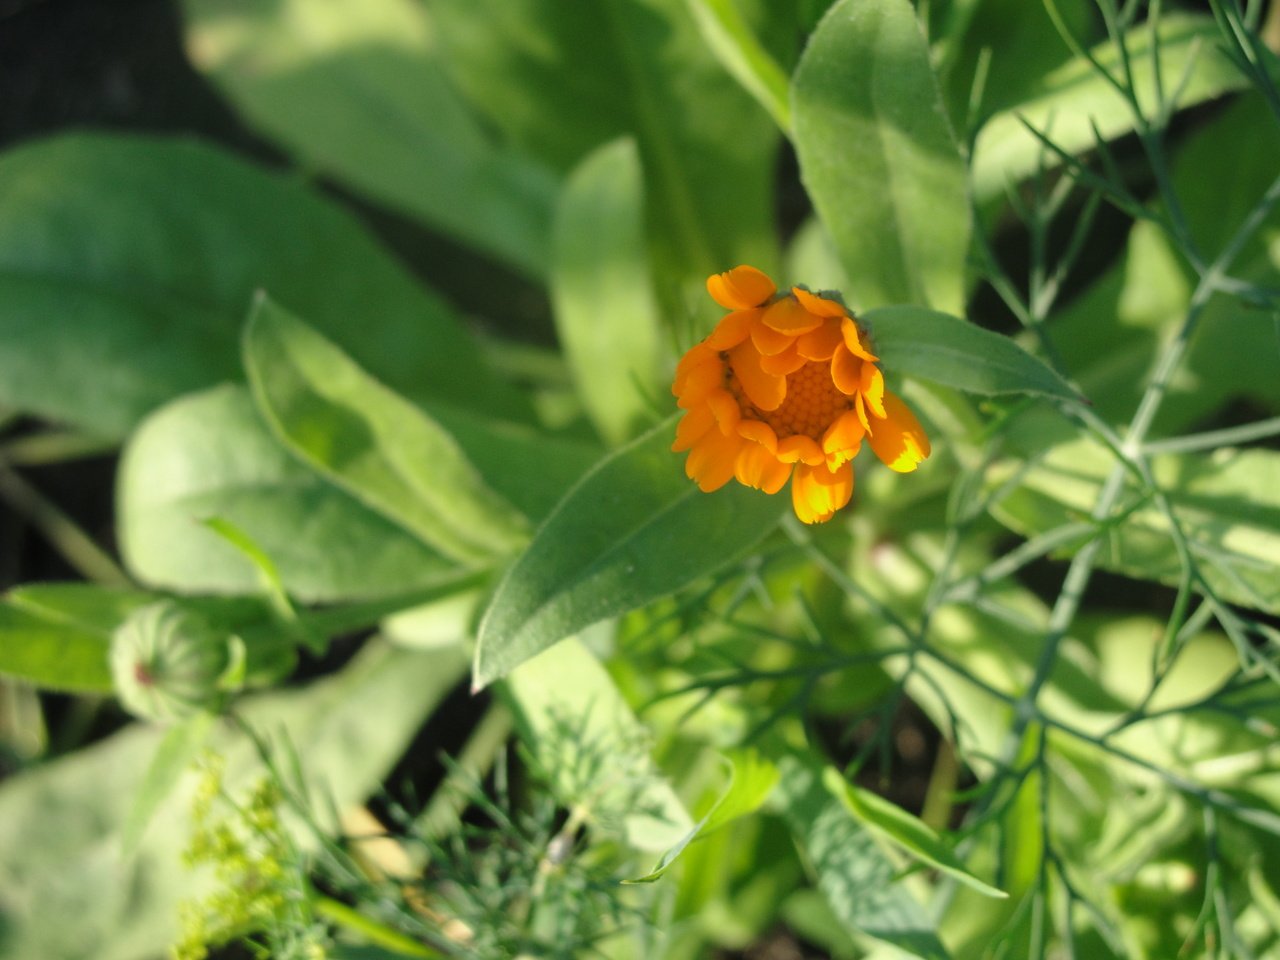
[315,896,445,958]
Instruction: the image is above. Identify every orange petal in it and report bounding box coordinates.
[673,344,719,395]
[730,341,786,411]
[672,405,715,452]
[776,434,825,465]
[791,462,854,524]
[750,315,796,356]
[821,410,865,468]
[707,266,776,310]
[705,308,760,350]
[854,391,871,433]
[792,287,846,318]
[796,318,844,360]
[676,360,722,409]
[735,442,792,494]
[706,388,741,435]
[830,343,863,395]
[737,419,778,453]
[760,343,807,375]
[860,363,886,419]
[762,296,823,334]
[685,428,744,492]
[867,391,931,473]
[841,316,878,361]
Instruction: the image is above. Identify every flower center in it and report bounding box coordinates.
[730,359,852,441]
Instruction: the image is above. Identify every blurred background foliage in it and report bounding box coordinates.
[0,0,1279,958]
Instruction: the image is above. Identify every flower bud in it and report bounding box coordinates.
[110,601,242,722]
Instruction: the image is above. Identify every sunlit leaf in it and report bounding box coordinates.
[473,418,785,689]
[868,305,1080,401]
[180,0,557,276]
[823,767,1007,899]
[990,440,1280,615]
[552,139,664,446]
[972,15,1246,200]
[792,0,969,314]
[628,748,779,882]
[119,385,457,601]
[0,134,525,439]
[687,0,792,131]
[243,297,530,565]
[427,0,783,283]
[777,756,951,960]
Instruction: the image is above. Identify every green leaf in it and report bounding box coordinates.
[989,440,1280,616]
[971,15,1247,201]
[243,297,530,565]
[867,305,1080,401]
[0,639,467,960]
[118,385,457,602]
[0,601,115,693]
[792,0,969,314]
[823,767,1007,899]
[686,0,792,131]
[473,418,785,689]
[628,747,779,882]
[426,0,782,282]
[504,637,692,852]
[0,133,526,439]
[777,756,951,960]
[551,139,664,446]
[180,0,556,276]
[121,711,217,855]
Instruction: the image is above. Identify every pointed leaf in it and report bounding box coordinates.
[792,0,969,313]
[0,133,525,439]
[243,297,529,565]
[868,305,1080,401]
[552,139,663,446]
[823,768,1007,899]
[473,418,785,688]
[627,747,779,882]
[777,756,951,960]
[118,385,456,601]
[180,0,556,276]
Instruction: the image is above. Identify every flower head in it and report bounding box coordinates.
[672,265,930,523]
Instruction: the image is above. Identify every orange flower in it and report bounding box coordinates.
[672,265,930,524]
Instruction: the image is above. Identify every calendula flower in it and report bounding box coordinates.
[672,265,930,523]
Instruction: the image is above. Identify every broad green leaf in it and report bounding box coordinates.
[0,639,466,960]
[990,440,1280,615]
[687,0,792,131]
[0,134,525,439]
[119,385,457,601]
[504,637,692,852]
[121,711,217,855]
[0,602,115,693]
[628,747,779,882]
[777,756,951,960]
[426,0,782,283]
[243,297,530,565]
[932,0,1095,131]
[972,15,1246,201]
[551,139,664,446]
[867,305,1079,401]
[180,0,556,276]
[792,0,969,314]
[473,418,785,689]
[823,767,1007,899]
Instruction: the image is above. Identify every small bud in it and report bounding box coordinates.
[110,601,241,722]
